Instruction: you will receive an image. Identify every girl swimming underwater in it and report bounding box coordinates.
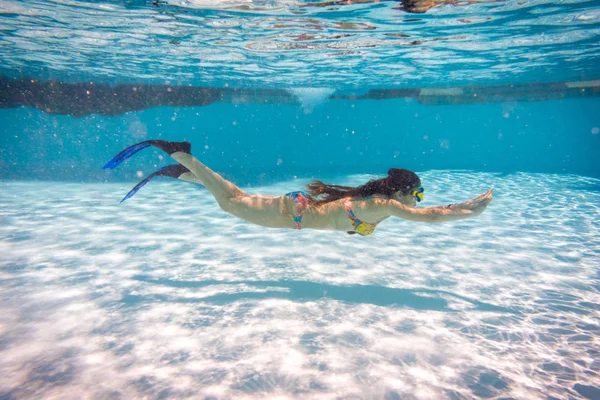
[103,140,492,236]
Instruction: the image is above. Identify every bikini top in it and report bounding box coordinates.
[344,198,378,236]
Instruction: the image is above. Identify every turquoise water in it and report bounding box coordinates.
[1,0,600,399]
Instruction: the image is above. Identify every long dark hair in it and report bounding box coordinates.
[306,168,421,205]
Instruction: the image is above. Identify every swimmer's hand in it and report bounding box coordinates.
[446,189,493,218]
[389,189,493,222]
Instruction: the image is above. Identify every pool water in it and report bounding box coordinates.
[1,0,600,398]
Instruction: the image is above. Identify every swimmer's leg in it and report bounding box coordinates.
[169,151,245,204]
[144,140,246,202]
[106,140,245,205]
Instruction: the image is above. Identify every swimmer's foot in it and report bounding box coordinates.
[103,140,191,170]
[148,140,191,156]
[120,164,190,203]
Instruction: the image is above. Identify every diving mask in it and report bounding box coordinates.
[412,187,424,202]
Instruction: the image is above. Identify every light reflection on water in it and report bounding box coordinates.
[0,0,598,87]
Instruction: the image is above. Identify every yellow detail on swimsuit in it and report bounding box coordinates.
[353,220,377,236]
[345,198,377,236]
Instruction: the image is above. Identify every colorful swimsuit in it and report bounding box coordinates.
[284,191,309,229]
[284,192,377,235]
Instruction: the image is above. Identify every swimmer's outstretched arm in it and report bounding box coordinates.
[388,189,493,222]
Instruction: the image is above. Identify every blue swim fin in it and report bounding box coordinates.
[120,164,190,203]
[103,141,152,170]
[103,140,192,170]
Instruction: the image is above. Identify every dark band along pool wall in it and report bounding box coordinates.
[0,96,599,182]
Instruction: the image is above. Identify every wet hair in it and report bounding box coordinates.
[306,168,421,205]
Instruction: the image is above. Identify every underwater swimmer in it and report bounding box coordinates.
[104,140,492,236]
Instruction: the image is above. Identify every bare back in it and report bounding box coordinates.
[228,194,392,233]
